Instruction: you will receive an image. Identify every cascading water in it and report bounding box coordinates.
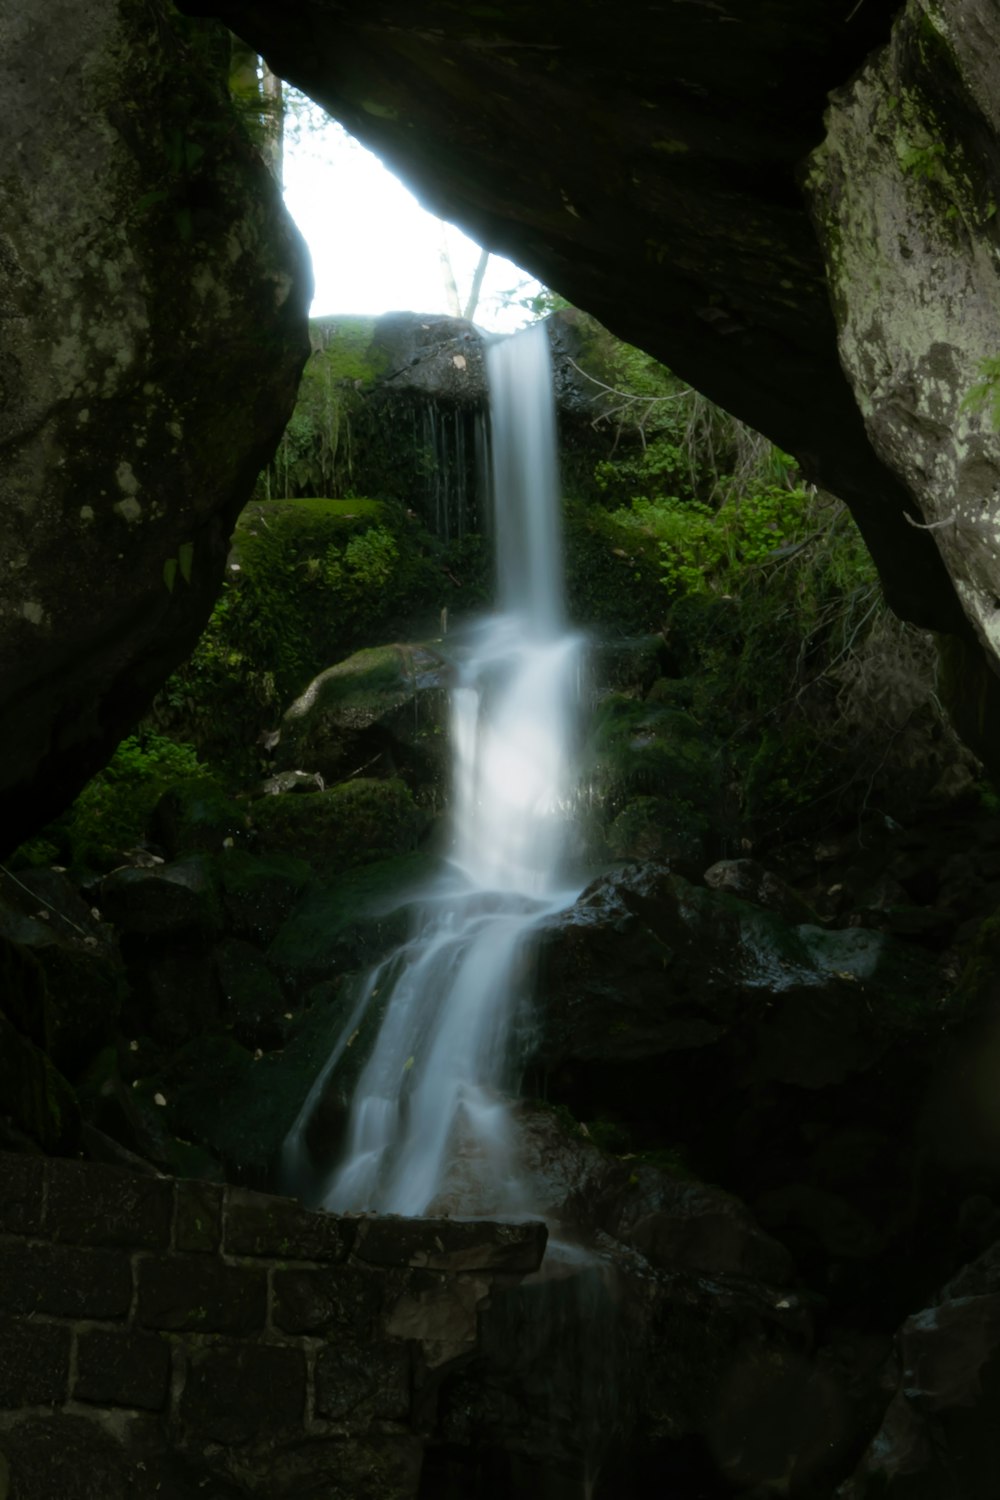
[282,320,584,1218]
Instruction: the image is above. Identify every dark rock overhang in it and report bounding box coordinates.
[177,0,968,635]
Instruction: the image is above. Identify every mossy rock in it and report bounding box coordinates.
[563,499,666,632]
[278,642,450,786]
[251,777,428,873]
[215,848,313,944]
[214,938,288,1053]
[230,495,385,570]
[608,794,710,867]
[153,776,248,858]
[158,494,464,779]
[583,694,724,826]
[269,852,433,985]
[589,635,669,698]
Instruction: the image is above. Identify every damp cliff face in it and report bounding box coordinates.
[0,0,311,855]
[178,0,1000,683]
[807,0,1000,679]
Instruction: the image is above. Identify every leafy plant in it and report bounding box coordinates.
[16,735,205,874]
[148,500,482,780]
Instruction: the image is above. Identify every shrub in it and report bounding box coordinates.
[16,735,205,874]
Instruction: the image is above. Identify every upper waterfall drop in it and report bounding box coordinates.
[282,318,585,1218]
[488,321,566,637]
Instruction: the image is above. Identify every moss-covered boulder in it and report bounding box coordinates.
[264,313,489,536]
[278,643,451,791]
[154,496,469,777]
[251,778,428,874]
[268,853,431,987]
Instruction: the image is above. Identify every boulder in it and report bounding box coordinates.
[838,1247,1000,1498]
[806,0,1000,697]
[251,778,429,873]
[0,0,310,857]
[277,644,451,790]
[534,863,942,1086]
[0,868,122,1072]
[100,857,220,937]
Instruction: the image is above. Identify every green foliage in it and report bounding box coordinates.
[149,498,476,780]
[961,356,1000,431]
[16,735,205,874]
[321,524,399,598]
[594,436,690,506]
[617,483,815,596]
[652,489,960,843]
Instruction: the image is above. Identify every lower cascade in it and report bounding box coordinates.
[283,321,585,1219]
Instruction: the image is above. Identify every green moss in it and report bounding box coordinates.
[215,847,313,943]
[584,695,721,810]
[268,853,432,981]
[563,497,665,631]
[252,777,428,872]
[151,498,452,778]
[16,734,205,876]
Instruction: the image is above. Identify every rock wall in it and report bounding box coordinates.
[807,0,1000,692]
[0,0,311,857]
[0,1150,546,1499]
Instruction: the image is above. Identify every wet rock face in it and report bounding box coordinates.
[0,0,311,857]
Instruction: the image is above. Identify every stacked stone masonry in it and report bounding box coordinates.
[0,1152,547,1499]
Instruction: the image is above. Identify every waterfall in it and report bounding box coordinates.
[282,321,583,1218]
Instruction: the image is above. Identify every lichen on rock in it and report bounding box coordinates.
[806,0,1000,678]
[0,0,312,857]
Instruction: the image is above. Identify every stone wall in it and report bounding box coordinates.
[0,1152,546,1499]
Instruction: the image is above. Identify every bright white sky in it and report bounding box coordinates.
[281,107,544,334]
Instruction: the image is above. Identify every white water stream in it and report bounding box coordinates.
[282,321,584,1217]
